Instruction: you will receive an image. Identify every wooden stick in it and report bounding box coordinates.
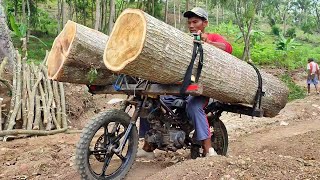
[0,128,68,136]
[6,52,22,130]
[5,52,17,130]
[21,62,28,129]
[26,65,42,130]
[6,100,21,130]
[32,95,41,130]
[15,54,23,121]
[38,77,49,125]
[0,98,3,131]
[48,107,59,130]
[45,79,54,130]
[53,81,62,128]
[59,82,67,129]
[22,64,31,129]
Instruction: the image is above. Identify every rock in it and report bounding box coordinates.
[238,159,246,165]
[303,161,313,166]
[263,149,268,153]
[280,121,289,126]
[209,161,214,167]
[0,148,10,151]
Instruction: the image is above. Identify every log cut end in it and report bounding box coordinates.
[47,20,76,80]
[103,9,146,72]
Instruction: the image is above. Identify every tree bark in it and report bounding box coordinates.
[0,3,15,68]
[108,0,115,34]
[47,20,115,85]
[104,9,289,117]
[95,0,101,30]
[174,0,176,28]
[164,0,168,23]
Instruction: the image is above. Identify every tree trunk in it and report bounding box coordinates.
[104,9,289,117]
[83,0,87,26]
[0,1,15,118]
[95,0,101,30]
[62,0,68,26]
[174,0,176,28]
[283,13,286,35]
[164,0,168,23]
[216,3,219,25]
[0,3,15,68]
[57,0,62,33]
[108,0,115,34]
[47,21,114,85]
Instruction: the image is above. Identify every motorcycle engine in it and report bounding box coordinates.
[145,129,186,151]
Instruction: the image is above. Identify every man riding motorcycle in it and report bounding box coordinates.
[138,7,233,158]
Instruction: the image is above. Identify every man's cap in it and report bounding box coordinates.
[183,7,208,20]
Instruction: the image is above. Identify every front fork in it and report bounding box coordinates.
[113,98,143,153]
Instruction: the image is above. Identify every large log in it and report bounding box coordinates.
[103,9,289,117]
[47,20,115,85]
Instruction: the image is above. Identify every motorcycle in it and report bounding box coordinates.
[75,76,263,180]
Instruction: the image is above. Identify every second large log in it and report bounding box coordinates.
[47,20,115,85]
[103,9,289,117]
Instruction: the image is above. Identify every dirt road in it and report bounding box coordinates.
[1,93,320,180]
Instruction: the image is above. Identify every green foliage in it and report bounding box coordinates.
[9,14,26,38]
[235,30,265,46]
[271,25,281,36]
[276,34,300,51]
[301,22,316,34]
[286,27,296,38]
[34,8,58,35]
[280,74,306,101]
[87,68,98,84]
[207,21,239,36]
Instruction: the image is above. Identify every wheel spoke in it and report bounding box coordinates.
[110,122,120,134]
[104,125,110,146]
[115,153,126,161]
[100,154,113,177]
[110,131,125,144]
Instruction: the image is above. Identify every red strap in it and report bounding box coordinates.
[186,84,199,91]
[309,63,313,73]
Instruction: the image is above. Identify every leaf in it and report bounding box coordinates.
[29,35,48,47]
[19,24,27,37]
[9,14,22,38]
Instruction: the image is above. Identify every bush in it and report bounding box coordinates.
[286,27,296,38]
[280,74,306,101]
[271,25,281,36]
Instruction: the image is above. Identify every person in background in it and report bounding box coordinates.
[307,58,319,95]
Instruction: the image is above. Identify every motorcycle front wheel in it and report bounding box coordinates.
[75,109,138,180]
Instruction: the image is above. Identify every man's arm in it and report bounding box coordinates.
[205,40,226,51]
[317,64,320,79]
[201,33,233,54]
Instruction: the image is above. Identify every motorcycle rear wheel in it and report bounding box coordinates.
[190,119,228,158]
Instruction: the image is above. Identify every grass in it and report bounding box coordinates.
[12,34,55,64]
[280,74,306,101]
[206,22,315,101]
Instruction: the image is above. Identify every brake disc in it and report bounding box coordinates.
[94,134,107,162]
